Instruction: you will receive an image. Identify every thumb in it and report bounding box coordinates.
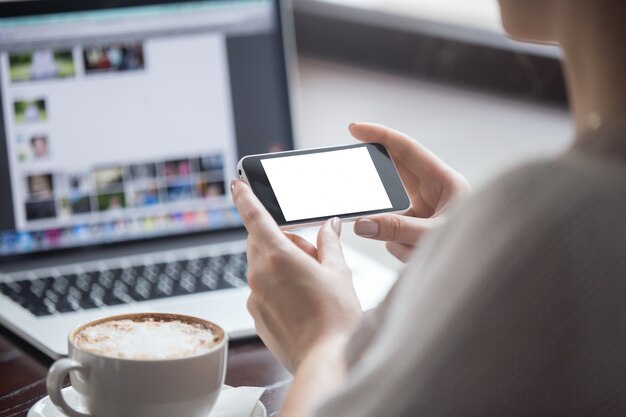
[317,218,346,269]
[354,213,440,245]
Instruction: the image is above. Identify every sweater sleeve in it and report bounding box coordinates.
[316,156,626,417]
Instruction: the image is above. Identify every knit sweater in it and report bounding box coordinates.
[317,120,626,416]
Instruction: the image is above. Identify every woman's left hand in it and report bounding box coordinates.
[231,179,362,373]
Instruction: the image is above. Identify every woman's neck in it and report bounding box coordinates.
[558,4,626,137]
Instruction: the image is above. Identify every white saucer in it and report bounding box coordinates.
[28,385,267,417]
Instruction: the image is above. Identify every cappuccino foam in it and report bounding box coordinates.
[74,317,220,360]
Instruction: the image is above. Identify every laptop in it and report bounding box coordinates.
[0,0,397,359]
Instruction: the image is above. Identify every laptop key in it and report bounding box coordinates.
[200,272,219,290]
[187,258,205,273]
[29,279,47,298]
[165,261,182,277]
[217,274,236,290]
[43,298,56,313]
[120,268,138,286]
[1,281,23,302]
[89,283,105,306]
[97,271,115,289]
[79,297,98,310]
[55,297,77,313]
[27,302,53,316]
[45,289,59,304]
[52,276,70,294]
[103,291,125,306]
[177,271,197,294]
[130,277,151,300]
[68,286,83,301]
[76,273,94,292]
[63,274,79,290]
[152,276,175,298]
[224,271,246,288]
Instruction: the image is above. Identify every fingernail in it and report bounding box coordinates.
[230,179,237,192]
[348,123,356,128]
[330,217,342,237]
[354,219,378,237]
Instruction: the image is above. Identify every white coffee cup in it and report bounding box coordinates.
[46,312,227,417]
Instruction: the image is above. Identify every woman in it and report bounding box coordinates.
[232,0,626,415]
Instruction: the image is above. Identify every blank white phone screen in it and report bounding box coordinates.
[261,147,392,222]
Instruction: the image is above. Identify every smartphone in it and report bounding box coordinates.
[237,143,410,229]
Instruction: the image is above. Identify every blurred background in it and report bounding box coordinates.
[0,0,574,268]
[291,0,572,268]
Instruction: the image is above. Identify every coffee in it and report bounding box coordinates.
[73,313,221,360]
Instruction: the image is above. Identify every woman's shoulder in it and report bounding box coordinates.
[472,150,626,222]
[431,150,626,271]
[490,119,626,205]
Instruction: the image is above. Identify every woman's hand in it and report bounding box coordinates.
[351,123,470,262]
[231,179,362,373]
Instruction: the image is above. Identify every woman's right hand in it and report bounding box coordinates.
[350,123,470,262]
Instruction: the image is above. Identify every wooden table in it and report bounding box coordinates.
[0,325,290,417]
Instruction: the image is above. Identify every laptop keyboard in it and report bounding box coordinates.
[0,252,248,317]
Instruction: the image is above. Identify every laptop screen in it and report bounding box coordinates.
[0,0,294,258]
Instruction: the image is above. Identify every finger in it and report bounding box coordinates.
[285,232,318,259]
[354,214,441,245]
[316,218,347,269]
[386,241,414,263]
[348,122,448,177]
[231,179,287,247]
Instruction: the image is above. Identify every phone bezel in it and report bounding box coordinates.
[239,143,410,228]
